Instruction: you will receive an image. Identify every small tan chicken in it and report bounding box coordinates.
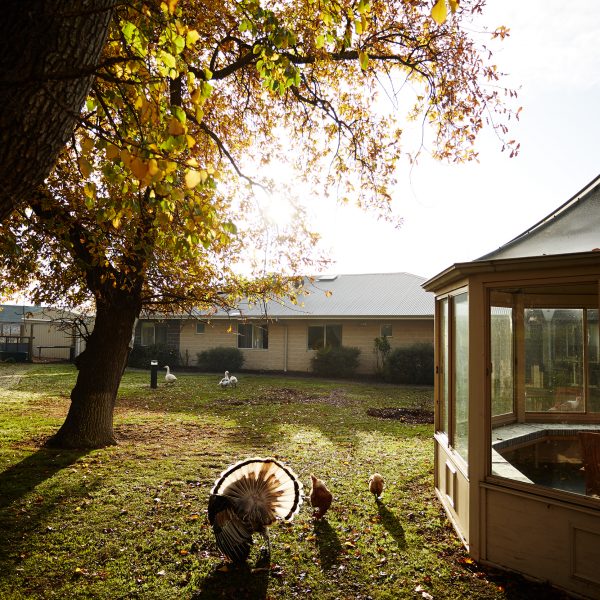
[309,474,333,520]
[369,473,385,499]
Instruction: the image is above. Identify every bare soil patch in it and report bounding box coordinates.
[219,387,354,408]
[366,407,434,424]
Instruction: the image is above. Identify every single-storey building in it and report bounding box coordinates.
[135,272,434,375]
[0,305,86,362]
[424,175,600,598]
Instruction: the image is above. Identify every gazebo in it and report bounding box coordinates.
[423,175,600,598]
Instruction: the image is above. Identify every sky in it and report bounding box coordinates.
[307,0,600,280]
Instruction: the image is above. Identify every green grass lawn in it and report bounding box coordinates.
[0,363,569,599]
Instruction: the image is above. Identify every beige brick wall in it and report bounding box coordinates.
[178,317,433,375]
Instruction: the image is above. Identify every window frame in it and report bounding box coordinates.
[307,324,342,350]
[380,323,393,338]
[435,287,469,466]
[237,322,269,350]
[140,322,155,347]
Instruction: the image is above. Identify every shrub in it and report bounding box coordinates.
[197,346,244,372]
[311,346,361,378]
[384,343,434,385]
[128,344,180,369]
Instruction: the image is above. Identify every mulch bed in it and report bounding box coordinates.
[366,407,434,424]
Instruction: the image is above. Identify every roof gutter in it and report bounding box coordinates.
[423,250,600,293]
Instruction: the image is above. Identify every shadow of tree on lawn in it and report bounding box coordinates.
[0,446,90,575]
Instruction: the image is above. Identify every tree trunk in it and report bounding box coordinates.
[0,1,116,221]
[48,291,140,449]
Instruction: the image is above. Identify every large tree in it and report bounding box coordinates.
[0,0,117,220]
[0,0,517,448]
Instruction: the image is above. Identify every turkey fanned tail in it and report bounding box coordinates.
[208,457,303,562]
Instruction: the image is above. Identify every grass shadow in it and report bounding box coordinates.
[0,446,89,510]
[192,562,269,600]
[314,518,343,569]
[377,500,406,549]
[0,446,91,574]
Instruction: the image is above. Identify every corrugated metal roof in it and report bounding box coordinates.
[197,272,434,319]
[0,305,41,322]
[479,174,600,261]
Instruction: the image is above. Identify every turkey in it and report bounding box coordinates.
[164,365,177,383]
[208,457,303,563]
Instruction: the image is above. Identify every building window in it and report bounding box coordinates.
[381,323,393,337]
[436,293,469,463]
[0,323,21,336]
[238,323,268,349]
[140,322,155,346]
[453,293,469,463]
[489,292,600,498]
[439,298,449,434]
[524,308,585,413]
[491,306,514,417]
[140,322,168,346]
[196,322,205,334]
[308,324,342,350]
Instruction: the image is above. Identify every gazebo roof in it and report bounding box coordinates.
[423,174,600,292]
[479,174,600,261]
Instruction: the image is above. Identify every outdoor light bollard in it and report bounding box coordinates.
[150,360,159,389]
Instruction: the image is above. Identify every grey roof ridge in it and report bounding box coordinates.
[477,172,600,261]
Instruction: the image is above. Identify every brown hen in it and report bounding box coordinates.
[309,474,333,520]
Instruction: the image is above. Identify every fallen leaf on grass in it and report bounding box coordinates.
[415,585,433,599]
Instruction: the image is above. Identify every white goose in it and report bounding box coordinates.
[164,365,177,383]
[218,371,230,388]
[228,372,238,388]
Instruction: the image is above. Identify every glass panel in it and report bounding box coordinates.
[453,293,469,462]
[140,322,154,346]
[491,306,514,417]
[196,323,205,334]
[439,299,449,434]
[238,323,253,348]
[253,324,268,349]
[155,325,168,346]
[308,326,324,350]
[326,325,342,348]
[588,309,600,413]
[381,323,393,337]
[525,309,584,413]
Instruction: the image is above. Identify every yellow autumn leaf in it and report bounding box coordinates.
[106,144,120,161]
[78,157,92,178]
[80,136,94,156]
[167,117,186,136]
[147,158,159,176]
[431,0,447,24]
[190,88,201,104]
[186,29,200,47]
[83,182,96,199]
[185,169,201,188]
[185,135,196,148]
[120,148,133,167]
[449,0,459,12]
[130,157,149,181]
